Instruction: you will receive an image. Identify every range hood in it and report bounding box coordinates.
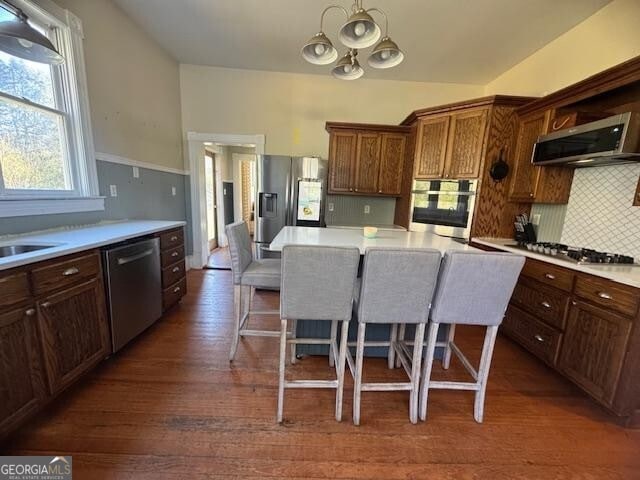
[532,112,640,167]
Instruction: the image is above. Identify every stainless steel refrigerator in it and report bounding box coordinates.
[254,155,327,258]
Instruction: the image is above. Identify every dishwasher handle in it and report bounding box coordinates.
[117,248,155,266]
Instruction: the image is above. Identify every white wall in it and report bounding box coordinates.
[180,65,483,158]
[485,0,640,97]
[54,0,184,169]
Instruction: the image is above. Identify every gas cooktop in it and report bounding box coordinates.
[511,242,637,266]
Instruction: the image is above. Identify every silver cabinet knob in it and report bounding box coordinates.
[25,308,36,316]
[173,286,181,293]
[172,266,180,273]
[63,267,79,276]
[171,252,179,257]
[170,236,178,241]
[541,301,551,309]
[544,273,556,280]
[597,291,613,300]
[534,334,544,343]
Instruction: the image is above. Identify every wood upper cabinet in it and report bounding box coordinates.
[558,300,632,406]
[0,306,46,437]
[37,278,109,395]
[415,115,449,179]
[508,110,549,201]
[328,130,357,193]
[378,133,407,195]
[444,108,488,179]
[326,123,409,196]
[353,133,382,194]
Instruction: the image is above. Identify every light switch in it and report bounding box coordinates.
[132,166,139,178]
[328,202,334,212]
[109,185,117,197]
[532,214,541,225]
[171,186,176,196]
[364,205,370,214]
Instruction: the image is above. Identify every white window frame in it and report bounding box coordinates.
[0,0,103,217]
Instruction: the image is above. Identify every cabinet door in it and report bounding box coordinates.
[414,116,449,179]
[328,131,357,193]
[38,279,109,395]
[0,306,46,436]
[353,132,382,194]
[558,300,632,406]
[508,111,549,202]
[444,108,488,179]
[377,133,406,195]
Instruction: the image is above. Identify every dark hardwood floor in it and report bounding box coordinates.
[4,269,640,479]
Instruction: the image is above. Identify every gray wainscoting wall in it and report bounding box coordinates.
[0,160,191,252]
[325,194,396,226]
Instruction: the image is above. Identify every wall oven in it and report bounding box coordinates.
[410,179,477,239]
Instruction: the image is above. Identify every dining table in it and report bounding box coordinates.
[268,226,479,357]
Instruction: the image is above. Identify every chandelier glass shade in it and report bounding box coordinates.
[301,1,403,80]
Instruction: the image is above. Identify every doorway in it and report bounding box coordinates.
[187,132,264,269]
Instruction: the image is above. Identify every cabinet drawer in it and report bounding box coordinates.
[162,260,186,288]
[0,272,31,309]
[31,253,100,296]
[161,245,185,267]
[574,275,639,318]
[160,228,184,250]
[163,277,186,310]
[521,259,574,292]
[503,305,562,366]
[511,277,569,330]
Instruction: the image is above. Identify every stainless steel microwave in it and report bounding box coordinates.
[410,179,477,239]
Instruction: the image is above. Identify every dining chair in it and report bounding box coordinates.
[226,221,283,361]
[277,245,360,423]
[418,250,525,423]
[348,248,442,425]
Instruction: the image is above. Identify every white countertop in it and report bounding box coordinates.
[473,237,640,289]
[270,226,477,254]
[327,224,408,231]
[0,220,186,271]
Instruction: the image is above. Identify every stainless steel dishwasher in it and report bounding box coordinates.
[103,237,162,352]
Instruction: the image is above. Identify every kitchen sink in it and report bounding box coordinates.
[0,244,56,258]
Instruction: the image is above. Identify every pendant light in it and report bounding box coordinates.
[0,2,63,64]
[367,10,404,69]
[331,49,363,80]
[338,8,380,49]
[301,1,403,80]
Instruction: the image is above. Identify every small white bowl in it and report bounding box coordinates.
[363,226,378,239]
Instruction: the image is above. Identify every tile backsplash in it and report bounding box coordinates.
[532,164,640,258]
[325,195,396,226]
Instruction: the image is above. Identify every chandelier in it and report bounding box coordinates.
[301,1,404,80]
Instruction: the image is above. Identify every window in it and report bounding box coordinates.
[0,0,101,217]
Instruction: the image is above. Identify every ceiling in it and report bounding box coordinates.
[113,0,611,84]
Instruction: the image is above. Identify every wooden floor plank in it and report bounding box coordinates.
[3,269,639,479]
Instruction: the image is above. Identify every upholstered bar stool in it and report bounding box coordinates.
[419,250,525,423]
[226,221,282,361]
[348,248,442,425]
[277,245,360,423]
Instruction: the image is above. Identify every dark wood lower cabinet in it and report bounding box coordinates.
[558,300,632,406]
[37,279,110,395]
[0,307,46,437]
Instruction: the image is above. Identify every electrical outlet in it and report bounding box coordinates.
[532,214,541,225]
[109,185,117,197]
[171,186,176,196]
[132,166,139,178]
[364,205,370,214]
[328,202,334,212]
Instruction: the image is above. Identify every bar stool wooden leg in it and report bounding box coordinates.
[230,285,243,361]
[335,320,350,422]
[353,322,366,426]
[419,322,440,421]
[388,323,398,369]
[409,323,426,424]
[329,320,338,367]
[277,318,288,423]
[442,324,456,369]
[290,319,297,365]
[395,323,406,368]
[474,325,499,423]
